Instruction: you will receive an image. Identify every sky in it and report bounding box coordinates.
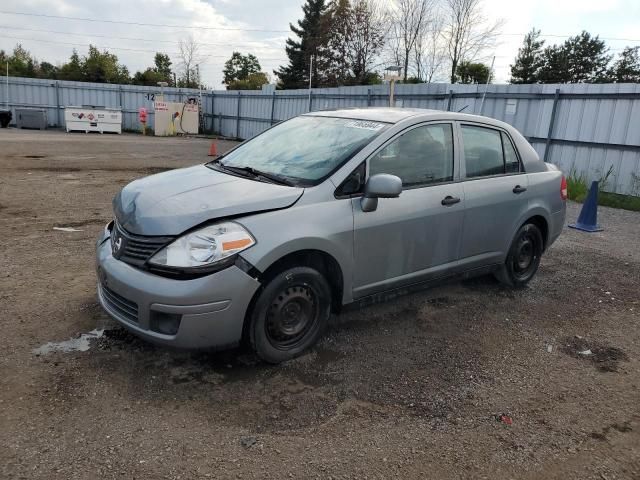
[0,0,638,88]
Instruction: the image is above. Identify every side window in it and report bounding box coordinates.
[461,125,504,178]
[502,132,520,173]
[335,162,365,197]
[369,124,454,187]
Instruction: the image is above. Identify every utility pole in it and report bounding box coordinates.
[478,56,495,115]
[5,61,8,109]
[308,55,314,112]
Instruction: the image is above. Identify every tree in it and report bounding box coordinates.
[442,0,502,83]
[3,44,38,78]
[346,0,387,84]
[325,0,353,85]
[82,45,130,83]
[177,37,203,88]
[153,53,173,84]
[536,45,569,83]
[413,9,447,82]
[38,62,58,79]
[223,52,261,85]
[227,72,270,90]
[537,31,611,84]
[57,50,84,81]
[324,0,386,86]
[564,31,611,83]
[608,46,640,83]
[274,0,331,89]
[456,61,490,83]
[510,28,545,84]
[388,0,432,82]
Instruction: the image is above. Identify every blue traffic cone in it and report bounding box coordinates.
[569,181,603,232]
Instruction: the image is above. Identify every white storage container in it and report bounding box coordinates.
[65,106,122,134]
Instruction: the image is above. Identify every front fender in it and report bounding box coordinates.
[237,199,355,304]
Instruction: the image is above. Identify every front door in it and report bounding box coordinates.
[352,122,464,299]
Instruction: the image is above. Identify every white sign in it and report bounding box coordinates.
[154,101,169,112]
[506,99,518,115]
[344,120,386,131]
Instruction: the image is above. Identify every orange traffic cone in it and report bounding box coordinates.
[208,141,218,157]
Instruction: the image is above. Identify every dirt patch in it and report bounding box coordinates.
[561,336,629,372]
[17,166,174,175]
[2,130,640,479]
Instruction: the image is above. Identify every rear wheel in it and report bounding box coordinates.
[249,266,332,364]
[495,223,543,288]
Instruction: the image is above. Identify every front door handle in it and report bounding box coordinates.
[441,196,461,206]
[513,185,527,194]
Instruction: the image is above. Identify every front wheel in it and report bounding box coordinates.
[248,266,332,364]
[495,223,543,288]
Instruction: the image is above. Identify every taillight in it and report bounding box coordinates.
[560,175,568,201]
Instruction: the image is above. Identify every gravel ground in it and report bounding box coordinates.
[1,129,639,479]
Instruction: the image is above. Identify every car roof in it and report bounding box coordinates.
[305,107,510,128]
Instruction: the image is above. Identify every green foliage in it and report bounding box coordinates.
[153,53,173,81]
[361,71,383,85]
[227,72,270,90]
[132,53,173,86]
[82,45,130,83]
[515,31,612,84]
[598,192,640,212]
[608,47,640,83]
[566,168,589,202]
[510,28,545,84]
[57,50,84,81]
[401,76,423,84]
[456,62,491,84]
[1,44,40,78]
[566,167,640,212]
[274,0,330,89]
[223,52,262,85]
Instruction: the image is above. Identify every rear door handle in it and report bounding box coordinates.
[441,196,461,206]
[513,185,527,194]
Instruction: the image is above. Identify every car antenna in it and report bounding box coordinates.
[457,105,469,113]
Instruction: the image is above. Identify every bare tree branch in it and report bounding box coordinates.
[178,36,204,88]
[442,0,503,83]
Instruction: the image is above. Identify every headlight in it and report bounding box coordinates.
[148,221,255,268]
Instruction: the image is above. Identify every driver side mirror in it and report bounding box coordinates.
[360,174,403,212]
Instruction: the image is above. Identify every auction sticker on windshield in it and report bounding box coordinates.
[344,120,386,131]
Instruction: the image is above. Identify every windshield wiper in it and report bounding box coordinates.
[219,164,295,187]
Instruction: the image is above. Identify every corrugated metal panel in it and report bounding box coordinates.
[4,76,640,195]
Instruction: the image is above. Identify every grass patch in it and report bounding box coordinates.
[598,192,640,211]
[567,167,640,212]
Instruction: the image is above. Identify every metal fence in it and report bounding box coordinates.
[3,76,640,195]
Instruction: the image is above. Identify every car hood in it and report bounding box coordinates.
[113,164,303,235]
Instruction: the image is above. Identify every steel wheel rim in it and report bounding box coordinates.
[512,232,538,279]
[265,285,319,350]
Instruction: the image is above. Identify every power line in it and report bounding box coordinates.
[0,24,284,49]
[500,32,640,43]
[0,10,291,34]
[0,33,287,62]
[1,10,639,44]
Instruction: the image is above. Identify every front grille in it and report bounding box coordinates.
[100,283,139,324]
[111,220,174,267]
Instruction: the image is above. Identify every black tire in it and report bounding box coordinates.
[495,223,543,288]
[248,266,332,364]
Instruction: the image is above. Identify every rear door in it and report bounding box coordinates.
[351,122,465,298]
[458,123,530,268]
